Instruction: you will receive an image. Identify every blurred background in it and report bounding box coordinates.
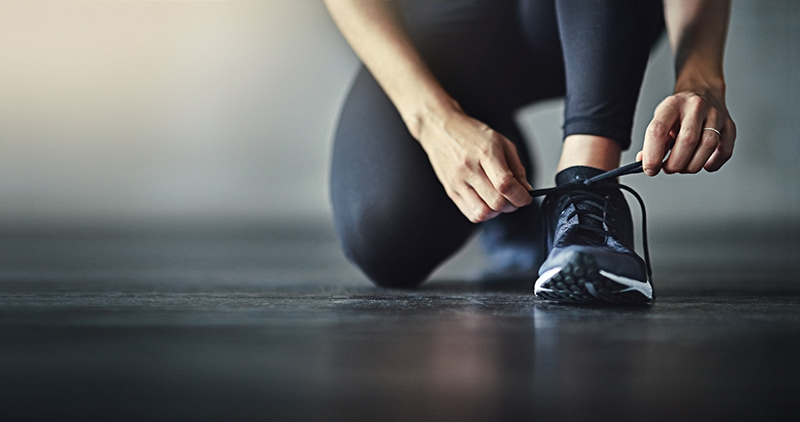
[1,0,798,233]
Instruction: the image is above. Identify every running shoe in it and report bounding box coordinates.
[530,163,653,305]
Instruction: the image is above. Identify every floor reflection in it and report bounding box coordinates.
[307,296,800,421]
[314,301,533,420]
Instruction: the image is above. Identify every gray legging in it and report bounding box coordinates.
[329,0,664,287]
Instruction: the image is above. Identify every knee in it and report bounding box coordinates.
[339,230,435,289]
[334,207,439,289]
[352,251,432,289]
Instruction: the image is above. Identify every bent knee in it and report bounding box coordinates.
[341,240,434,289]
[336,223,436,288]
[331,199,468,289]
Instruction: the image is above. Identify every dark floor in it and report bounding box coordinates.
[1,220,799,421]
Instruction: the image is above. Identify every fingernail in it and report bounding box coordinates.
[644,168,656,177]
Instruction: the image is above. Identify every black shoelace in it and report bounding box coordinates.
[529,161,652,283]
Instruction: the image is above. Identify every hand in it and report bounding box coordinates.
[639,88,736,176]
[417,110,533,223]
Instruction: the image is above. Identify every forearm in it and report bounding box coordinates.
[323,0,458,140]
[663,0,731,95]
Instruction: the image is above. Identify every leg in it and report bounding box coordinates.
[554,0,665,171]
[532,1,665,304]
[330,0,565,287]
[476,0,568,276]
[330,67,476,288]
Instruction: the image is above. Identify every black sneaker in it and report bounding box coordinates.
[530,163,653,305]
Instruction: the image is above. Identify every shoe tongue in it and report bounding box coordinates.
[555,166,606,186]
[555,166,611,245]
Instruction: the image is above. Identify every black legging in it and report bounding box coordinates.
[329,0,664,288]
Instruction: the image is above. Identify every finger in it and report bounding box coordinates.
[683,128,719,174]
[448,191,472,223]
[643,101,680,176]
[504,141,534,191]
[684,111,722,174]
[705,117,736,172]
[456,184,502,223]
[467,172,517,214]
[663,101,705,174]
[481,142,533,208]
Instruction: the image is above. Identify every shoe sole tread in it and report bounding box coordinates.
[535,252,653,306]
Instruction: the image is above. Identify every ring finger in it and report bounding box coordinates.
[685,115,724,173]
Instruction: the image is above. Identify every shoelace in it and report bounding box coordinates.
[553,189,620,243]
[529,161,652,283]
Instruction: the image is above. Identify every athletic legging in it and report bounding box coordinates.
[329,0,665,288]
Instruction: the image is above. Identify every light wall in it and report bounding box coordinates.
[1,0,798,228]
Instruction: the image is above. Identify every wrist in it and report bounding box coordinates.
[401,94,462,142]
[674,64,726,99]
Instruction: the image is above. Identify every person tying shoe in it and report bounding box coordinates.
[324,0,736,305]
